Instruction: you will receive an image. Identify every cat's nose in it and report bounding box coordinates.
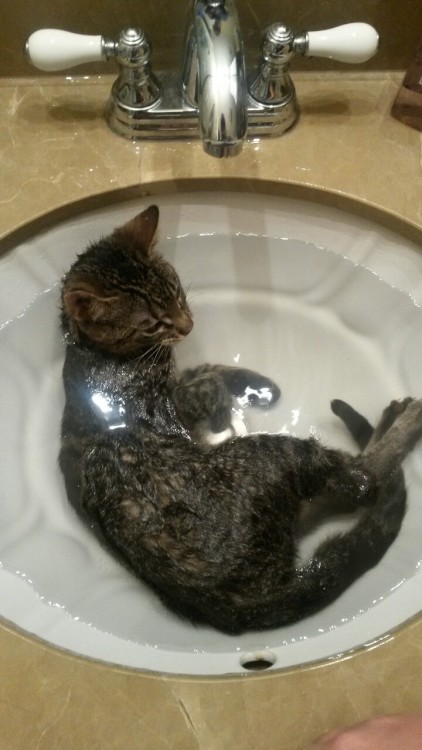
[175,313,193,336]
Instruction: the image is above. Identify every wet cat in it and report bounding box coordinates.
[59,205,422,634]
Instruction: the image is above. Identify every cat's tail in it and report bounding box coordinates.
[222,400,410,633]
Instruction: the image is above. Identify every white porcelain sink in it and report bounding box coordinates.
[0,190,421,675]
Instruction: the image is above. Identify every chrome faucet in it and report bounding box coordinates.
[25,4,378,158]
[183,0,247,157]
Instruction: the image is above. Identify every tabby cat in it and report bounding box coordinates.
[59,205,422,634]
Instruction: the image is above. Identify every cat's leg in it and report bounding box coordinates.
[321,398,422,508]
[298,398,420,532]
[364,398,414,448]
[174,363,281,442]
[330,399,374,450]
[332,397,416,453]
[362,398,422,477]
[173,370,235,440]
[178,363,281,408]
[298,400,375,532]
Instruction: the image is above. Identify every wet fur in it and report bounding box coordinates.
[59,206,422,634]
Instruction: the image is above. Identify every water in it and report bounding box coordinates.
[0,234,421,665]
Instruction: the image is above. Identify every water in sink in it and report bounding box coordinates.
[0,192,421,674]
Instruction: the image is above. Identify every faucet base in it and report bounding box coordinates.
[105,72,298,144]
[105,73,199,141]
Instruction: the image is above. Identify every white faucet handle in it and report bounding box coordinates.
[25,29,109,72]
[306,23,379,64]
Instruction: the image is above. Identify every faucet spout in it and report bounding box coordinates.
[190,0,247,157]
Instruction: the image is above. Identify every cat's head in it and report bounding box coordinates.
[61,205,193,355]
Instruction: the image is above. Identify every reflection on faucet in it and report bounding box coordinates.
[184,0,247,157]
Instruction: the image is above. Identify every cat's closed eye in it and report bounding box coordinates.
[131,309,158,329]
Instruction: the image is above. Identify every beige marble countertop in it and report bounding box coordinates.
[0,72,421,749]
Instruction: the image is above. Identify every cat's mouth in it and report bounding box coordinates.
[162,315,194,345]
[161,333,187,345]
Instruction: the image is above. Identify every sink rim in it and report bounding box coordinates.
[1,177,421,254]
[0,182,421,678]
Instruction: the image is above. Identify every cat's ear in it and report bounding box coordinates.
[114,205,159,256]
[63,282,119,323]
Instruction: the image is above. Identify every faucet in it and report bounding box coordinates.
[183,0,247,157]
[25,4,378,158]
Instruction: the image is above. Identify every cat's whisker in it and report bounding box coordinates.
[178,277,198,299]
[135,345,160,367]
[185,287,208,305]
[150,345,162,369]
[143,343,160,370]
[134,347,154,366]
[153,345,168,368]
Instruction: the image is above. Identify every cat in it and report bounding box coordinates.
[59,205,422,634]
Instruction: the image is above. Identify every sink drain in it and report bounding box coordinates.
[240,650,277,671]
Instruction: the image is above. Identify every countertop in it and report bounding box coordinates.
[0,71,421,749]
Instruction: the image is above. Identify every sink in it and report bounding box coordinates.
[0,189,421,675]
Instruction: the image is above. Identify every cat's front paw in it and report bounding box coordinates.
[229,370,281,409]
[205,412,247,445]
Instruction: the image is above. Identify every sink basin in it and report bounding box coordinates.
[0,188,421,675]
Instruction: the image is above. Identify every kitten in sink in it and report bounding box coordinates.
[59,205,422,634]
